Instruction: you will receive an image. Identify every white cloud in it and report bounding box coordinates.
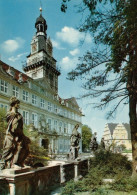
[8,52,27,62]
[51,39,65,50]
[60,56,78,71]
[70,48,80,56]
[56,26,92,46]
[1,37,25,53]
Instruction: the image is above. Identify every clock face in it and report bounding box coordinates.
[32,43,37,53]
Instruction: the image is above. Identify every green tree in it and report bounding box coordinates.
[24,125,49,166]
[82,125,92,152]
[61,0,137,177]
[0,108,7,153]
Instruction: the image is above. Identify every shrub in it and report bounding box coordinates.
[61,150,133,194]
[61,180,89,195]
[24,125,49,166]
[0,108,7,153]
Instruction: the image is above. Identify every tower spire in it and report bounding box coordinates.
[39,7,42,15]
[40,0,42,15]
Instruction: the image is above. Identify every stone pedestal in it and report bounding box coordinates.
[0,168,32,195]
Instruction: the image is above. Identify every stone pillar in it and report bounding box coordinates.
[74,162,79,181]
[39,137,42,147]
[60,165,65,183]
[88,158,91,171]
[9,183,16,195]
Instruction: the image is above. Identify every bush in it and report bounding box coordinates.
[0,108,7,153]
[91,149,132,176]
[61,180,89,195]
[24,125,49,166]
[61,150,133,194]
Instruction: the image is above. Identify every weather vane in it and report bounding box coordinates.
[40,0,42,14]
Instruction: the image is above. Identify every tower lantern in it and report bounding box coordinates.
[35,7,47,37]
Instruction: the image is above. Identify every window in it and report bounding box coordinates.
[59,109,64,116]
[23,90,29,101]
[48,102,52,111]
[0,104,8,111]
[68,124,71,134]
[40,99,45,108]
[54,105,58,113]
[48,119,52,130]
[32,94,37,105]
[63,109,67,117]
[64,140,68,151]
[13,86,19,97]
[23,111,29,125]
[32,113,38,128]
[59,140,63,150]
[54,120,58,131]
[0,80,8,93]
[59,122,62,132]
[72,112,74,119]
[64,123,67,133]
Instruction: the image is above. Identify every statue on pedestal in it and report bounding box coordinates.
[89,132,98,152]
[100,137,105,150]
[1,97,30,169]
[70,124,81,160]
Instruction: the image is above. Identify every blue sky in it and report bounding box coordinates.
[0,0,129,140]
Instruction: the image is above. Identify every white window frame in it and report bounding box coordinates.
[64,110,67,117]
[0,80,8,93]
[40,98,45,108]
[72,112,74,119]
[0,104,8,111]
[32,94,37,105]
[13,85,19,98]
[23,90,29,102]
[48,102,52,111]
[64,123,67,133]
[23,110,29,125]
[48,118,52,130]
[59,121,62,132]
[54,105,58,113]
[59,139,63,151]
[54,120,58,131]
[32,113,38,128]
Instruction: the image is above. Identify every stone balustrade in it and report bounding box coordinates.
[0,158,90,195]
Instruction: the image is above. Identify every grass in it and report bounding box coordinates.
[75,191,137,195]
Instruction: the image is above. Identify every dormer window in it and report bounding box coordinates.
[7,67,15,77]
[18,73,23,83]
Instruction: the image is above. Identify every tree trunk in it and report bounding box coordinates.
[129,72,137,178]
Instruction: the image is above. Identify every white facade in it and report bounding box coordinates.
[0,11,83,154]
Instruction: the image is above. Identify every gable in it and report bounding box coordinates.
[65,97,79,108]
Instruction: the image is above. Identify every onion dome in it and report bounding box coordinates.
[35,7,47,35]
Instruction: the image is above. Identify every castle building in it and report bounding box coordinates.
[0,9,83,154]
[103,123,132,150]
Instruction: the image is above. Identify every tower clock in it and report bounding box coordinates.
[32,42,38,53]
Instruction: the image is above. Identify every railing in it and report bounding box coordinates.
[23,56,61,73]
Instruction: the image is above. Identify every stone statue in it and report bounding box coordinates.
[89,132,98,152]
[70,124,81,160]
[1,97,30,169]
[100,137,105,150]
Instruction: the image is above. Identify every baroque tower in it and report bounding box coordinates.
[24,8,60,92]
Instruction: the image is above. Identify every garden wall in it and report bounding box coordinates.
[0,158,89,195]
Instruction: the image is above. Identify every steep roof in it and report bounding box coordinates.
[123,123,131,139]
[107,123,118,136]
[0,60,30,83]
[64,97,79,108]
